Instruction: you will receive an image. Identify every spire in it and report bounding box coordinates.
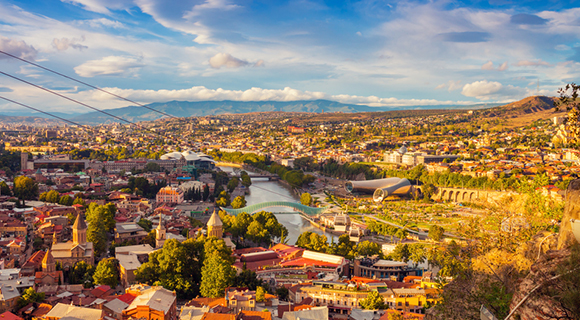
[72,212,87,230]
[42,250,56,273]
[207,210,222,227]
[156,214,165,230]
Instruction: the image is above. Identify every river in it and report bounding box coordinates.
[219,166,335,244]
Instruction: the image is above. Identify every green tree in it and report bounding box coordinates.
[59,195,73,206]
[246,220,270,245]
[234,270,263,291]
[389,244,410,263]
[46,190,60,203]
[73,196,86,206]
[295,231,328,253]
[256,286,266,302]
[144,162,161,172]
[356,241,383,258]
[359,290,386,310]
[240,173,252,188]
[200,252,236,298]
[14,176,38,206]
[300,192,313,206]
[227,177,239,192]
[428,225,445,242]
[69,261,95,288]
[276,287,289,300]
[93,258,119,287]
[17,287,45,308]
[137,219,153,232]
[0,181,11,196]
[231,196,247,209]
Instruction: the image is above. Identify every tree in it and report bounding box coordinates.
[356,241,383,258]
[429,225,445,242]
[17,287,45,308]
[390,244,410,263]
[137,219,153,232]
[234,270,263,291]
[69,261,95,288]
[0,181,11,196]
[73,196,86,206]
[359,290,386,310]
[200,252,236,298]
[59,195,73,206]
[93,258,119,287]
[144,162,161,172]
[300,192,313,206]
[276,287,289,300]
[256,286,266,302]
[13,176,38,206]
[246,220,270,245]
[231,196,247,209]
[46,190,60,203]
[227,177,239,192]
[295,231,328,253]
[240,173,252,188]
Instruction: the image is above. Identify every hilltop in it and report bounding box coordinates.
[477,96,563,127]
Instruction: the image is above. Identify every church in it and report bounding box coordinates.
[51,213,94,268]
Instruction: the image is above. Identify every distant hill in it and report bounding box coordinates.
[477,96,561,127]
[482,96,557,117]
[69,99,496,124]
[0,114,65,126]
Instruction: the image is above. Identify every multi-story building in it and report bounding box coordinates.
[296,281,389,316]
[156,186,184,204]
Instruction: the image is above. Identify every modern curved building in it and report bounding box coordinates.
[345,177,412,202]
[160,150,216,169]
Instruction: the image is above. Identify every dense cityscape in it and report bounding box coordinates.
[0,93,577,320]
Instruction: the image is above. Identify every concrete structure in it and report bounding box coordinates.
[353,258,418,282]
[345,177,413,202]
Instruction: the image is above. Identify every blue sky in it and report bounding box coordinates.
[0,0,579,112]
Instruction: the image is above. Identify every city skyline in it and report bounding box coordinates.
[0,0,579,113]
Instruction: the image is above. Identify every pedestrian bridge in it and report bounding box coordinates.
[221,201,329,216]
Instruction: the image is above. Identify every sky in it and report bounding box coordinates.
[0,0,579,113]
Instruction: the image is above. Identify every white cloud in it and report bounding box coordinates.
[435,80,462,91]
[254,59,265,67]
[61,0,133,14]
[514,59,552,67]
[81,18,125,29]
[52,37,88,51]
[481,61,494,70]
[0,36,37,60]
[74,56,145,77]
[461,80,536,100]
[482,60,508,71]
[209,53,249,69]
[183,0,240,19]
[82,85,474,107]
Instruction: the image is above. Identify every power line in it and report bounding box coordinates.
[0,71,142,127]
[0,95,85,127]
[0,50,177,120]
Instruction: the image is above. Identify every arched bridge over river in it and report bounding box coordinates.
[221,201,329,216]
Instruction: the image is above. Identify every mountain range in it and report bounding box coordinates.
[0,99,515,125]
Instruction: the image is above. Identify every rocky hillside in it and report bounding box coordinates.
[482,96,557,117]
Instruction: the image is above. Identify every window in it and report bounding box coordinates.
[398,302,402,306]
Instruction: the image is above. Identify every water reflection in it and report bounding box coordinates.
[219,166,335,244]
